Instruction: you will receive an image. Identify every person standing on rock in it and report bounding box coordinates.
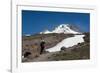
[40,40,46,54]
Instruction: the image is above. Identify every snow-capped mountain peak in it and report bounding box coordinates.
[40,24,81,34]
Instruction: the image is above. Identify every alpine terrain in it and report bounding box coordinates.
[22,24,90,62]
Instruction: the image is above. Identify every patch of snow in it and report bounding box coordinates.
[40,30,52,34]
[46,35,85,52]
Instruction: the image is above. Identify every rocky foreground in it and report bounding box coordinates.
[22,33,90,62]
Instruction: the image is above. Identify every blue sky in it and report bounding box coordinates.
[22,10,90,35]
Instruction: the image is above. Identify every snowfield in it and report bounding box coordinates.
[46,35,85,52]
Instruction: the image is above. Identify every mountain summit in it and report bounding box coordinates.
[40,24,81,34]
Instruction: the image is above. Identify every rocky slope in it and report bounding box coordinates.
[22,33,74,62]
[22,24,89,62]
[22,33,89,62]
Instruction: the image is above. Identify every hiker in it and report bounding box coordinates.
[40,40,46,54]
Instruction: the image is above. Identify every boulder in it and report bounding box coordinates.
[61,46,67,51]
[60,46,71,53]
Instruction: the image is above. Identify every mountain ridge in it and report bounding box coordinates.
[40,24,81,34]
